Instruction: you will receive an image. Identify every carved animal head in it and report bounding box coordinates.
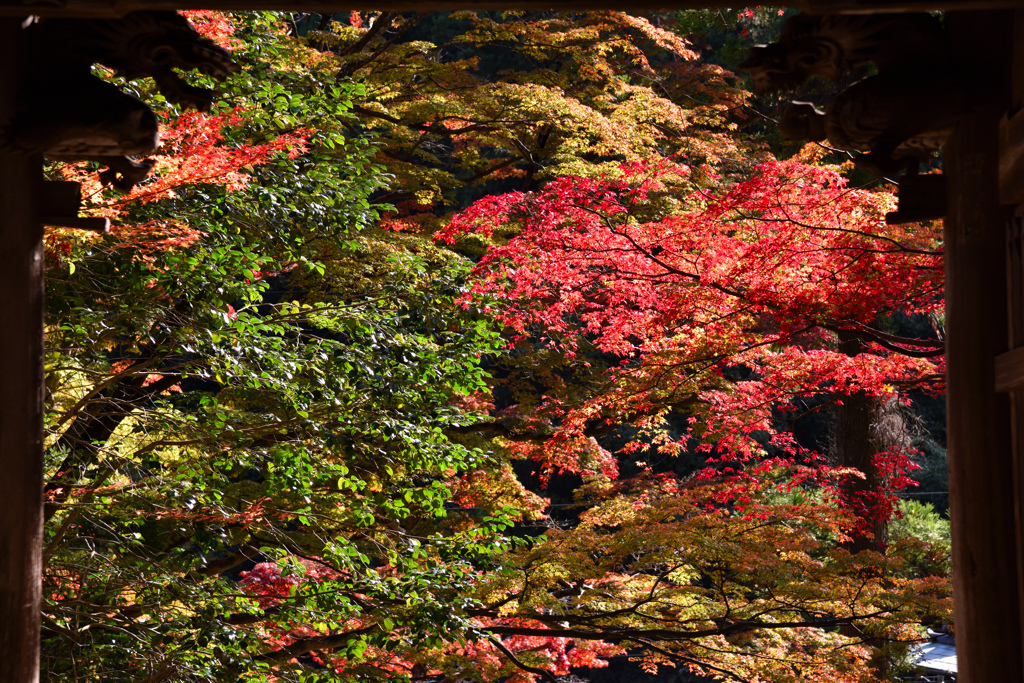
[739,12,949,94]
[740,41,845,94]
[738,44,795,94]
[7,77,159,157]
[33,83,160,191]
[31,12,240,111]
[15,11,240,190]
[101,12,241,110]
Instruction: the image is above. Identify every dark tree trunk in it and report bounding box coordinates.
[834,332,888,552]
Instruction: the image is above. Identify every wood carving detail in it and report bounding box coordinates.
[4,11,238,190]
[740,12,973,178]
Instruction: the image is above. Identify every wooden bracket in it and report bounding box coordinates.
[38,180,109,232]
[1000,108,1024,204]
[996,346,1024,392]
[885,174,947,224]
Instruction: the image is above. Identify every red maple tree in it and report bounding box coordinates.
[439,157,944,533]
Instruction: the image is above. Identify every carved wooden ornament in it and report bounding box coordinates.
[4,11,238,191]
[738,12,974,179]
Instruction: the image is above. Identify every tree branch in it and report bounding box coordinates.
[484,609,893,642]
[491,637,558,683]
[258,624,381,665]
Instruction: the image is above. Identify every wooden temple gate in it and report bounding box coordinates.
[2,2,1024,682]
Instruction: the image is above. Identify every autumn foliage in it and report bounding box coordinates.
[441,159,941,521]
[39,10,950,683]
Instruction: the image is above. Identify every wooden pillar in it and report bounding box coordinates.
[0,18,44,683]
[945,11,1022,683]
[997,9,1024,673]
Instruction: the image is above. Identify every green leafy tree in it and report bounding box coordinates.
[40,11,951,683]
[42,13,506,682]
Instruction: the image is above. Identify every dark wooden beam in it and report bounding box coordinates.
[0,18,44,683]
[886,174,947,225]
[945,11,1023,683]
[39,182,110,232]
[1000,107,1024,205]
[805,0,1024,10]
[1,0,1023,18]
